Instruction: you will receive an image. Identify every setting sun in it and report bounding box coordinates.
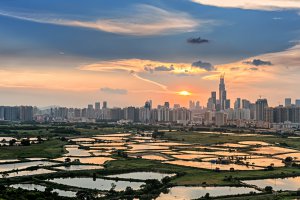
[178,91,191,96]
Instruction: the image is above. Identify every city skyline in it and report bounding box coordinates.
[1,0,300,107]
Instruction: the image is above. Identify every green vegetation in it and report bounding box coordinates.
[0,139,67,159]
[163,131,300,149]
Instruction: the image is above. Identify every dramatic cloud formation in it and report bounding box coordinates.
[187,37,209,44]
[100,87,128,95]
[0,5,201,36]
[243,59,272,66]
[190,0,300,11]
[191,60,215,71]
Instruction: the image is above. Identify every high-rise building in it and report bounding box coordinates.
[189,101,195,109]
[218,75,227,111]
[285,98,292,107]
[225,99,231,109]
[195,101,200,109]
[234,98,241,109]
[296,99,300,107]
[95,102,100,110]
[164,102,170,109]
[215,111,227,127]
[242,99,251,109]
[211,91,217,105]
[255,98,268,121]
[102,101,107,109]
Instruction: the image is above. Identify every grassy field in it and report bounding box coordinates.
[0,139,67,159]
[163,131,300,150]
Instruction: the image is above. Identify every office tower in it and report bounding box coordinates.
[285,98,292,107]
[234,98,241,109]
[195,101,200,109]
[225,99,231,109]
[215,111,227,127]
[189,101,195,109]
[0,106,4,121]
[207,98,215,111]
[19,106,33,122]
[242,99,251,109]
[255,98,268,121]
[87,104,94,118]
[164,102,170,109]
[95,102,100,110]
[218,75,227,111]
[211,91,217,105]
[174,104,180,109]
[102,101,107,109]
[124,106,136,121]
[296,99,300,107]
[111,108,122,121]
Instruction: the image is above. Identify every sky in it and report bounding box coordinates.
[0,0,300,108]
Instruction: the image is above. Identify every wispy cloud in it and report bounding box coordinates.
[79,58,212,75]
[100,87,128,95]
[0,5,202,36]
[191,0,300,11]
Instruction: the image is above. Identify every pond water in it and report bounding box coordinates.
[10,183,77,197]
[274,152,300,161]
[140,155,169,161]
[0,161,58,172]
[0,159,19,163]
[48,177,143,191]
[2,169,55,178]
[106,172,176,180]
[172,154,216,160]
[215,143,249,148]
[54,157,114,165]
[156,186,259,199]
[238,141,270,146]
[164,160,263,171]
[65,146,91,157]
[251,146,298,155]
[129,144,169,151]
[242,176,300,191]
[54,165,103,171]
[245,157,284,167]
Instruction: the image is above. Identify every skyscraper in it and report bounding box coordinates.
[211,91,217,105]
[234,98,241,109]
[95,102,100,110]
[218,75,227,111]
[102,101,107,109]
[255,98,268,121]
[285,98,292,107]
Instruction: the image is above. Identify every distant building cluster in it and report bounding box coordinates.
[33,100,192,125]
[2,76,300,131]
[0,106,33,122]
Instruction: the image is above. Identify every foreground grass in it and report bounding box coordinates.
[0,139,67,159]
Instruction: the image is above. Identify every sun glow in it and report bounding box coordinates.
[178,91,191,96]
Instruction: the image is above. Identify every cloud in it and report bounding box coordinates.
[191,60,215,71]
[79,58,211,75]
[0,5,201,36]
[243,59,272,66]
[100,87,128,95]
[190,0,300,11]
[144,65,175,73]
[187,37,209,44]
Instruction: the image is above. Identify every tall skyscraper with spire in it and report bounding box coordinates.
[219,74,227,111]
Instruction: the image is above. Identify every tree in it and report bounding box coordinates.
[285,156,293,163]
[265,186,273,193]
